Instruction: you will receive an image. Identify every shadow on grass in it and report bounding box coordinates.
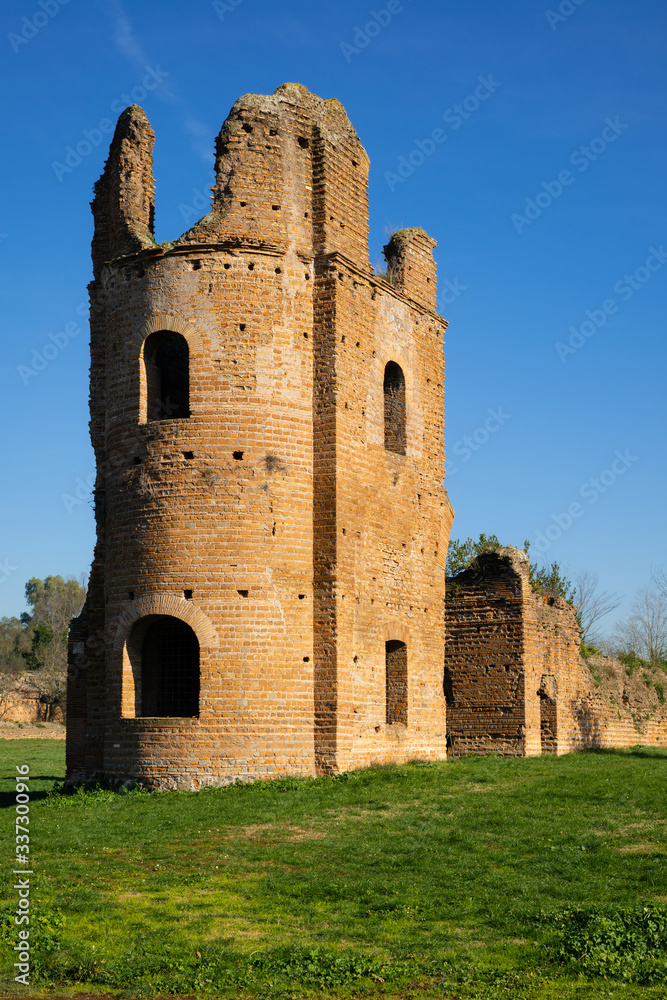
[581,746,667,760]
[0,776,64,810]
[0,789,54,809]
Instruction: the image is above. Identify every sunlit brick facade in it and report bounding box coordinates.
[67,83,454,789]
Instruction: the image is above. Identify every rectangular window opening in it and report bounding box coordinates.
[385,640,408,725]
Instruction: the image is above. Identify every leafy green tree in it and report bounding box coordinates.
[24,575,86,635]
[0,617,34,719]
[22,575,87,718]
[0,616,32,674]
[445,533,502,576]
[447,535,576,606]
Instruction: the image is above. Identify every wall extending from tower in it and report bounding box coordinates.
[445,547,582,757]
[67,83,452,789]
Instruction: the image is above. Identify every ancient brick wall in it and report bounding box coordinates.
[67,84,452,789]
[522,579,581,756]
[563,655,667,752]
[446,548,667,759]
[445,547,581,756]
[0,683,63,724]
[445,550,527,756]
[325,247,452,773]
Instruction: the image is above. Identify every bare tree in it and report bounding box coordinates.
[652,565,667,601]
[574,570,623,647]
[613,585,667,665]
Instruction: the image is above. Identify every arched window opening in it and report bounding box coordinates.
[383,361,406,454]
[141,616,199,717]
[144,331,190,421]
[385,639,407,725]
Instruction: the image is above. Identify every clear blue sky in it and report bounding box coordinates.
[1,0,665,633]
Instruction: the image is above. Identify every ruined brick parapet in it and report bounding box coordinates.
[91,106,156,271]
[384,228,438,312]
[179,83,370,272]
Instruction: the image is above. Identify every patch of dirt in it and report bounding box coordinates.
[615,819,667,836]
[284,827,326,841]
[336,803,406,819]
[618,843,662,853]
[0,720,66,739]
[234,822,325,842]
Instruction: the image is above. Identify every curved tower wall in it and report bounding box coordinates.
[67,84,453,789]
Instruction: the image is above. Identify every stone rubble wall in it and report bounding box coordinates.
[0,681,63,724]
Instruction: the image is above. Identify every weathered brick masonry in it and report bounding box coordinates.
[68,83,658,786]
[445,547,667,756]
[446,548,583,756]
[67,83,454,788]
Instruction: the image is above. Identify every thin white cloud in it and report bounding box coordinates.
[105,0,146,69]
[102,0,214,164]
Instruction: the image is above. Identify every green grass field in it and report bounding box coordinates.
[2,741,667,999]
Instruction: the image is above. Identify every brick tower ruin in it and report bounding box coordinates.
[67,83,454,789]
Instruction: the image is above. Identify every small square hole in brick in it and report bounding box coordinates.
[298,136,309,149]
[233,451,244,460]
[184,589,193,600]
[128,591,134,600]
[298,594,305,600]
[248,263,254,270]
[272,205,280,211]
[239,323,246,331]
[303,656,310,662]
[224,262,231,269]
[240,201,247,207]
[183,451,194,460]
[238,589,249,598]
[133,456,141,464]
[193,260,202,270]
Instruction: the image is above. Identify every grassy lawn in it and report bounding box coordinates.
[1,741,667,998]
